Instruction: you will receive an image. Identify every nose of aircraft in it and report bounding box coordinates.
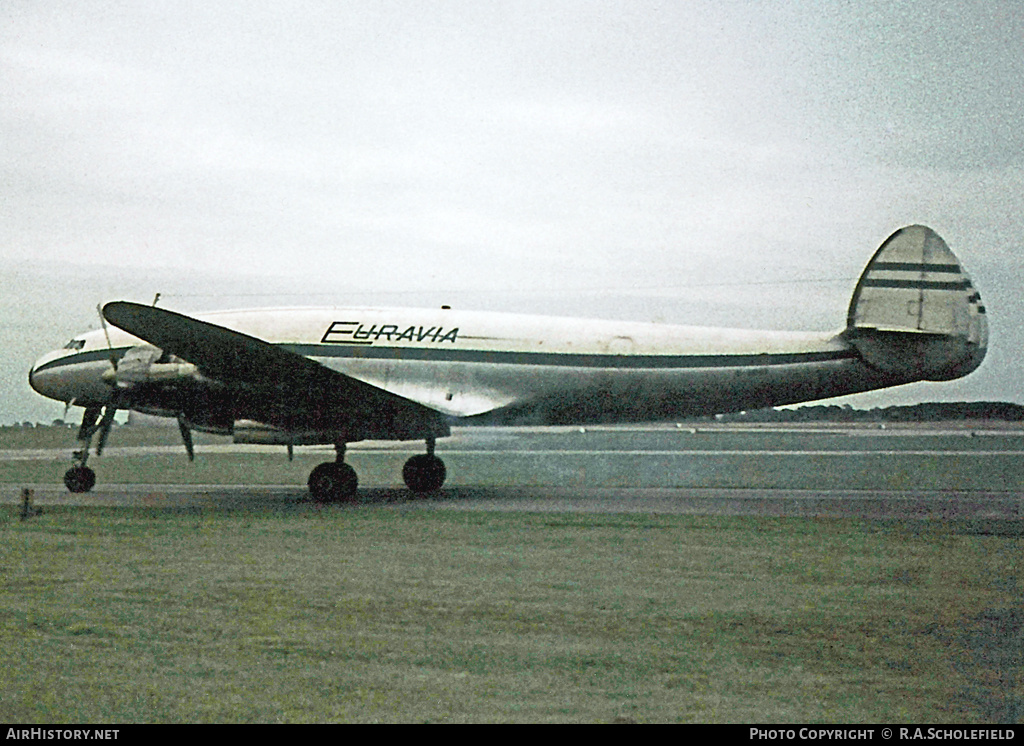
[29,345,117,407]
[29,349,71,403]
[29,355,51,400]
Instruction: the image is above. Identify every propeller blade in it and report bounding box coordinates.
[96,303,119,370]
[177,415,195,462]
[96,304,114,349]
[95,406,117,456]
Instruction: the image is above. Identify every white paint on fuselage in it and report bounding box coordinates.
[197,306,839,357]
[200,307,871,422]
[32,306,886,425]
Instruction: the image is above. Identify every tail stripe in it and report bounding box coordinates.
[872,262,961,273]
[862,278,971,291]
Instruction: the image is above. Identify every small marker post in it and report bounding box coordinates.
[20,488,42,521]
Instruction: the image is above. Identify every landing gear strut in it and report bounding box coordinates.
[308,440,358,503]
[63,405,115,493]
[402,437,446,494]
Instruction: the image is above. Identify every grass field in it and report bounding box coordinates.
[1,504,1021,723]
[1,425,1021,722]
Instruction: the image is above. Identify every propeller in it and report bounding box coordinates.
[97,303,123,389]
[177,414,195,462]
[62,398,76,423]
[97,303,118,363]
[93,304,123,455]
[95,404,119,456]
[98,301,197,463]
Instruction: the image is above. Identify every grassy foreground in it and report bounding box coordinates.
[1,505,1020,723]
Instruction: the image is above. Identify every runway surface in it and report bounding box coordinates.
[5,484,1022,521]
[4,423,1022,518]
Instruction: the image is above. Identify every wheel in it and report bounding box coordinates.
[402,454,446,493]
[308,462,358,503]
[64,465,96,493]
[308,462,359,502]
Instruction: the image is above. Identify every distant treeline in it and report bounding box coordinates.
[5,401,1024,428]
[719,401,1024,423]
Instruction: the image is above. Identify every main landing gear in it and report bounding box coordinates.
[307,441,359,503]
[307,437,447,503]
[402,437,447,494]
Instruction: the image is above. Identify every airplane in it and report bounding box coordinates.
[29,225,988,502]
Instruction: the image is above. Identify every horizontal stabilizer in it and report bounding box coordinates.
[845,225,987,381]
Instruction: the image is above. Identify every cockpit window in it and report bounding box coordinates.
[63,339,86,350]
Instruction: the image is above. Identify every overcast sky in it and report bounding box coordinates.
[3,1,1022,423]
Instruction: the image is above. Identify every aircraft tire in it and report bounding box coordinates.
[402,454,446,493]
[308,462,359,503]
[64,465,96,493]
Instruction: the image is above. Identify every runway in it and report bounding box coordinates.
[5,484,1022,521]
[3,423,1022,518]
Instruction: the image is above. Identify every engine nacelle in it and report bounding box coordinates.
[103,345,205,387]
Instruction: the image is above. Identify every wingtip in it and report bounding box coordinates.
[101,301,139,325]
[100,300,121,318]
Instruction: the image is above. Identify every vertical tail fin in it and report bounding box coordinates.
[845,225,987,381]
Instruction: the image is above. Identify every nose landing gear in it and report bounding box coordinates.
[64,464,96,493]
[63,405,116,493]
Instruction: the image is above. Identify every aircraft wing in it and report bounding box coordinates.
[102,301,450,441]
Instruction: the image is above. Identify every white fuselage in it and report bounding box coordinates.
[30,305,897,428]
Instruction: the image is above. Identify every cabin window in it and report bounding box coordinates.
[63,339,86,350]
